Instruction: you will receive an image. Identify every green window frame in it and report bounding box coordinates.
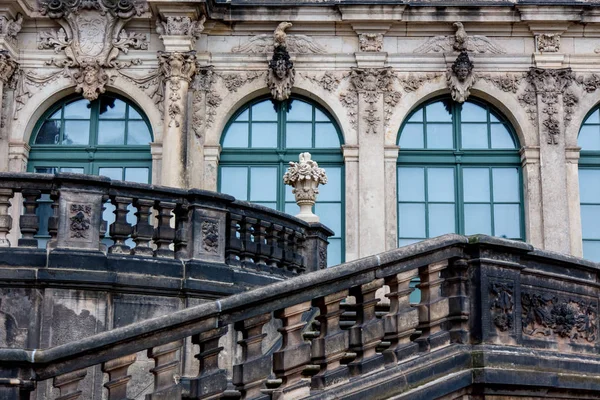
[397,97,524,246]
[578,107,600,262]
[219,96,345,267]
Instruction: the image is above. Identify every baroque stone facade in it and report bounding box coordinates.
[1,0,600,264]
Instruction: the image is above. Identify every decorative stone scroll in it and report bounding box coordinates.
[37,0,148,100]
[267,22,296,101]
[447,51,475,103]
[414,21,506,54]
[283,152,328,223]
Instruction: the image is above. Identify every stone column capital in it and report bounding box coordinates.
[158,51,197,82]
[526,67,574,94]
[156,12,206,52]
[349,67,393,103]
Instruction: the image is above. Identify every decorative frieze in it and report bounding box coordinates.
[266,22,295,101]
[479,73,525,94]
[414,21,505,54]
[219,71,264,93]
[232,26,326,54]
[397,72,442,93]
[358,33,383,52]
[446,51,475,103]
[535,34,560,53]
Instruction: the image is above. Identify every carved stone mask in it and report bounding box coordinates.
[275,58,288,79]
[452,51,474,82]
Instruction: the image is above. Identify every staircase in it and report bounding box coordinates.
[2,234,600,399]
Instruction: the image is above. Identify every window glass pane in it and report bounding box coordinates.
[464,204,492,235]
[426,124,453,149]
[220,167,248,200]
[318,167,341,201]
[99,97,126,119]
[285,184,295,202]
[125,167,149,183]
[407,108,423,122]
[251,101,277,121]
[583,241,600,262]
[581,205,600,239]
[98,121,125,145]
[429,204,455,237]
[315,123,340,148]
[250,167,277,201]
[128,106,143,120]
[62,121,90,145]
[286,123,312,148]
[585,110,600,124]
[235,109,249,122]
[315,203,341,235]
[427,168,455,202]
[287,100,312,121]
[399,124,424,148]
[285,202,300,216]
[491,124,516,149]
[398,167,424,202]
[49,109,61,119]
[315,108,330,122]
[327,238,342,267]
[127,121,152,145]
[426,101,452,122]
[579,169,600,203]
[35,120,61,144]
[494,204,520,238]
[399,238,421,247]
[398,203,426,238]
[493,168,520,202]
[461,123,488,149]
[251,122,277,148]
[578,125,600,151]
[490,112,500,123]
[64,100,91,119]
[99,167,123,180]
[461,102,487,122]
[222,122,249,148]
[463,168,490,202]
[35,167,58,174]
[60,167,84,174]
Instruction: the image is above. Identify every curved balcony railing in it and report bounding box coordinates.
[0,173,332,282]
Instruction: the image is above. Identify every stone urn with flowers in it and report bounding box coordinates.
[283,152,328,223]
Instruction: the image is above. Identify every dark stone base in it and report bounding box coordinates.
[415,330,450,352]
[187,370,228,399]
[311,365,349,390]
[348,354,384,377]
[383,342,419,366]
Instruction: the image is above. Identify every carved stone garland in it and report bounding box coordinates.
[447,51,476,103]
[192,65,222,140]
[37,0,148,100]
[0,51,17,138]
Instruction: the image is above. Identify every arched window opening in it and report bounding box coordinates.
[219,97,344,267]
[578,107,600,261]
[397,98,524,246]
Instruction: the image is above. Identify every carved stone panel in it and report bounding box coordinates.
[57,191,103,250]
[489,280,515,333]
[190,209,226,262]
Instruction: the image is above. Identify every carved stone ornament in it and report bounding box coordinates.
[267,22,295,101]
[0,51,17,84]
[359,33,383,52]
[158,51,197,82]
[0,13,23,45]
[156,15,206,41]
[69,204,92,239]
[73,62,109,100]
[192,65,222,139]
[201,220,219,253]
[37,0,148,100]
[397,72,442,93]
[232,23,326,54]
[350,67,394,104]
[479,73,525,94]
[283,152,328,223]
[522,292,597,344]
[526,67,574,145]
[218,71,263,93]
[575,73,600,93]
[536,34,560,53]
[301,71,343,92]
[414,21,506,54]
[490,282,514,332]
[447,51,476,103]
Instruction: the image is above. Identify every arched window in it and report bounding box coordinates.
[28,94,153,246]
[219,97,344,266]
[578,107,600,261]
[29,94,153,182]
[397,98,523,246]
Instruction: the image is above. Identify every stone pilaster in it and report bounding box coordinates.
[527,67,574,253]
[0,51,16,173]
[351,67,392,257]
[158,51,197,188]
[342,145,359,261]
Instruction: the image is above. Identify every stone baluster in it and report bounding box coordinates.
[256,220,270,266]
[272,301,312,399]
[53,369,87,400]
[108,196,133,254]
[311,290,349,389]
[226,213,242,267]
[415,261,450,352]
[293,230,305,273]
[153,201,176,258]
[147,340,183,399]
[131,198,154,256]
[242,217,258,267]
[347,279,385,376]
[174,203,189,260]
[268,224,284,269]
[444,258,470,344]
[189,326,228,399]
[233,313,272,399]
[0,188,14,247]
[102,354,137,400]
[383,271,419,366]
[47,190,60,248]
[18,189,41,247]
[282,227,294,271]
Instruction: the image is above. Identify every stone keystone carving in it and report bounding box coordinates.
[283,152,328,223]
[37,0,148,100]
[267,22,295,101]
[447,51,476,103]
[414,22,505,54]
